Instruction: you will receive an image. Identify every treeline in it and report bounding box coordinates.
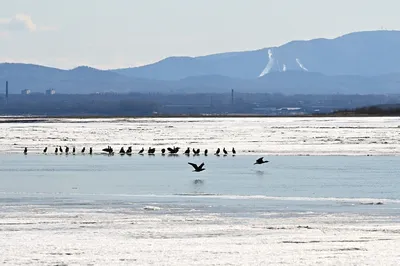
[333,105,400,116]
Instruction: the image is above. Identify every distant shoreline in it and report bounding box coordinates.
[0,113,399,122]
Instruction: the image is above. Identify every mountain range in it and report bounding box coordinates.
[1,30,400,94]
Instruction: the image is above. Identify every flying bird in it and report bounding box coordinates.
[188,162,205,172]
[254,157,269,165]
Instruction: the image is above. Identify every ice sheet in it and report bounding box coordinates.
[0,207,399,265]
[1,117,400,155]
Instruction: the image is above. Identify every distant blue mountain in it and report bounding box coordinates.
[113,30,400,79]
[2,31,400,94]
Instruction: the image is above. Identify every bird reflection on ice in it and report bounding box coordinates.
[255,170,265,176]
[193,179,204,185]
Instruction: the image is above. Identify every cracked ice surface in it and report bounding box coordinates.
[1,116,400,155]
[0,207,399,265]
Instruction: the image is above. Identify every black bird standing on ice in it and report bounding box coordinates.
[184,147,190,155]
[65,146,70,154]
[59,146,63,153]
[102,146,113,154]
[168,147,180,154]
[161,148,166,155]
[55,147,58,154]
[89,147,93,155]
[119,147,126,154]
[188,162,205,172]
[138,147,144,154]
[204,149,208,156]
[148,147,156,154]
[23,147,27,154]
[254,157,269,165]
[232,147,236,155]
[43,147,48,153]
[81,147,85,153]
[126,146,132,155]
[215,148,220,156]
[223,148,228,155]
[72,147,76,154]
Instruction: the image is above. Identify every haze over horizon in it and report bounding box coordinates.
[1,0,399,70]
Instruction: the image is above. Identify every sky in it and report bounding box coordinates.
[0,0,399,69]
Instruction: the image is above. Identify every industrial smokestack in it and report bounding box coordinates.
[5,81,8,104]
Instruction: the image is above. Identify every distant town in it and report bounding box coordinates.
[1,81,399,117]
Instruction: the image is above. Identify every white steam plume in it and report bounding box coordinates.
[259,49,275,77]
[296,58,309,71]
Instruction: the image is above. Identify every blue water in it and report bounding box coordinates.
[0,154,399,217]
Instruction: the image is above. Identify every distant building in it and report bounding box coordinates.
[5,81,8,104]
[45,89,56,95]
[21,89,31,95]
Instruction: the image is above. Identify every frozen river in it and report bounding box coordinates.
[0,116,400,265]
[1,116,400,155]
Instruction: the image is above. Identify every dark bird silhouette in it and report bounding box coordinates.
[204,149,208,156]
[184,147,190,155]
[193,148,200,155]
[161,148,166,155]
[102,146,113,154]
[188,162,205,172]
[89,147,93,155]
[81,147,85,153]
[55,147,58,153]
[119,147,126,154]
[138,147,144,154]
[215,148,220,156]
[254,157,269,165]
[148,147,155,154]
[72,147,76,154]
[232,147,236,155]
[223,148,228,155]
[65,146,69,154]
[43,147,47,153]
[167,146,180,154]
[23,147,27,154]
[126,146,132,155]
[59,146,63,153]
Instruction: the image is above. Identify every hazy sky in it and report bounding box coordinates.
[0,0,398,69]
